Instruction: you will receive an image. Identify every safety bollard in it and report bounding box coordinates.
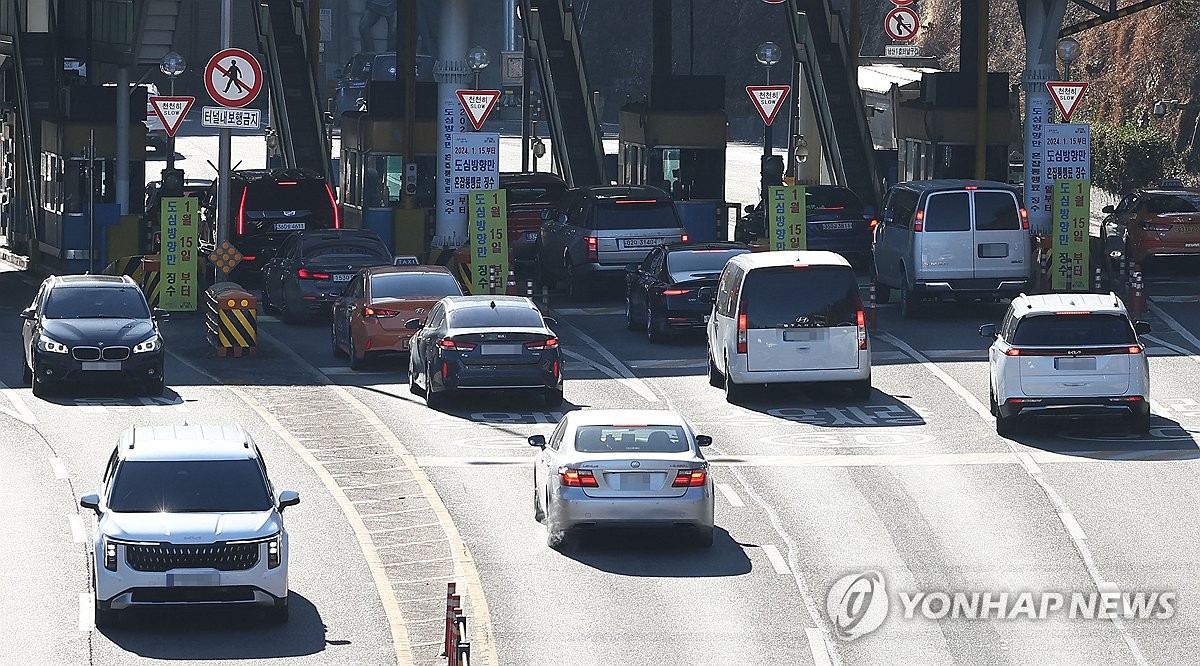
[1129,264,1146,319]
[526,279,534,300]
[866,282,877,331]
[442,584,458,658]
[541,284,549,308]
[204,282,258,357]
[506,269,516,295]
[488,266,498,295]
[1093,266,1103,292]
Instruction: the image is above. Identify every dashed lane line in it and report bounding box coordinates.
[553,306,624,316]
[1149,302,1200,360]
[552,317,660,403]
[78,592,92,632]
[1059,512,1088,541]
[716,483,745,507]
[49,457,69,479]
[760,544,792,574]
[68,514,87,543]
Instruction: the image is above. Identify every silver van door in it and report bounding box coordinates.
[918,191,973,281]
[972,190,1028,281]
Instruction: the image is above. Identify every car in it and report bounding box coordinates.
[529,409,715,549]
[408,295,563,408]
[536,185,687,300]
[737,186,873,262]
[20,275,167,398]
[80,425,300,627]
[199,168,340,279]
[707,251,870,403]
[980,292,1152,436]
[624,241,751,341]
[260,229,392,323]
[872,179,1030,318]
[332,51,435,116]
[331,265,465,369]
[501,172,568,268]
[1100,185,1200,266]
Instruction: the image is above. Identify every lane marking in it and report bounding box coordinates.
[78,592,92,632]
[49,456,69,479]
[716,483,745,507]
[760,544,792,574]
[626,358,707,369]
[1148,302,1200,361]
[68,514,87,543]
[1016,452,1043,476]
[0,378,39,425]
[552,317,660,403]
[805,627,834,666]
[877,333,993,421]
[553,306,624,316]
[562,349,660,403]
[1143,334,1197,361]
[1059,512,1088,541]
[319,367,395,376]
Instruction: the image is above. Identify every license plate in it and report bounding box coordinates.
[524,232,538,241]
[619,238,661,249]
[331,273,353,282]
[482,344,522,355]
[274,222,305,231]
[1055,357,1096,371]
[615,473,651,490]
[703,314,710,323]
[82,361,121,371]
[1179,225,1200,234]
[821,222,854,230]
[166,572,219,587]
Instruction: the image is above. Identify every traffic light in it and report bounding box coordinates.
[160,168,185,198]
[761,155,784,188]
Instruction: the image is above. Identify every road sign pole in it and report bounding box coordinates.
[216,0,232,278]
[167,78,177,172]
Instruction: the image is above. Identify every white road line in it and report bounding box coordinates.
[805,627,834,666]
[553,318,660,403]
[553,306,624,316]
[716,483,745,507]
[319,367,395,376]
[1142,334,1196,361]
[626,359,707,369]
[562,349,660,403]
[68,514,87,543]
[877,333,993,421]
[1149,302,1200,360]
[760,544,792,574]
[49,457,69,479]
[1059,512,1088,541]
[78,593,92,632]
[0,379,39,425]
[1016,452,1043,476]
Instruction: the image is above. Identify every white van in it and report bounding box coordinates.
[872,180,1031,318]
[705,251,870,403]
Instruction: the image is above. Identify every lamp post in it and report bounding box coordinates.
[756,41,781,206]
[467,45,490,91]
[1056,36,1081,82]
[159,52,186,170]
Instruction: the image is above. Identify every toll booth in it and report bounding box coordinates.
[617,76,728,242]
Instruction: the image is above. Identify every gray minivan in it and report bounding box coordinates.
[872,179,1031,318]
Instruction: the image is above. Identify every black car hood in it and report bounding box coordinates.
[42,318,154,346]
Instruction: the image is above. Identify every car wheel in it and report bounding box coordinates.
[143,376,165,396]
[331,318,348,358]
[708,353,724,388]
[996,413,1016,437]
[543,387,564,409]
[22,360,31,386]
[408,356,424,396]
[424,361,444,409]
[645,304,667,343]
[899,271,918,319]
[566,258,590,301]
[693,526,714,549]
[989,388,998,417]
[1128,407,1151,434]
[624,295,639,331]
[546,527,572,550]
[850,378,871,401]
[348,335,368,371]
[533,244,554,289]
[260,284,274,313]
[94,604,119,629]
[723,355,744,403]
[871,262,892,304]
[533,487,545,523]
[266,597,289,624]
[281,295,300,324]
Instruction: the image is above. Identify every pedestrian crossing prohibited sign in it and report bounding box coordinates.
[205,48,262,108]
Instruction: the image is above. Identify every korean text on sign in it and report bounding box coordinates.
[469,189,509,294]
[767,185,806,251]
[1051,179,1090,292]
[159,197,198,311]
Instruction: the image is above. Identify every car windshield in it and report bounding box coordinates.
[1011,314,1137,346]
[43,286,150,320]
[303,241,389,260]
[806,187,863,211]
[243,181,331,213]
[449,305,544,329]
[1144,193,1200,214]
[372,273,463,299]
[505,184,566,205]
[743,266,860,329]
[666,248,748,274]
[574,425,691,453]
[107,460,274,513]
[592,201,681,230]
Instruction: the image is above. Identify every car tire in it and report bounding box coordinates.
[22,360,31,386]
[533,487,545,523]
[996,413,1016,437]
[870,262,892,304]
[850,378,872,401]
[1128,407,1151,434]
[645,305,667,343]
[989,388,999,417]
[543,387,564,409]
[260,285,274,314]
[143,376,165,397]
[94,604,119,629]
[546,527,572,551]
[348,336,368,371]
[266,598,289,624]
[533,245,554,289]
[624,296,640,331]
[31,375,51,399]
[408,357,424,396]
[281,296,300,324]
[723,356,744,403]
[693,526,714,549]
[331,319,347,358]
[899,271,918,319]
[424,362,444,409]
[708,353,724,388]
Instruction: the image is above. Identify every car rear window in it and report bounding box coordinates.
[973,191,1021,231]
[449,305,544,329]
[806,187,863,212]
[107,460,273,513]
[371,273,463,299]
[1011,314,1136,346]
[1144,193,1200,214]
[243,181,332,213]
[505,185,566,205]
[667,248,749,274]
[573,425,690,454]
[370,54,398,81]
[923,192,971,232]
[591,201,682,230]
[43,286,150,320]
[743,266,859,329]
[302,241,389,260]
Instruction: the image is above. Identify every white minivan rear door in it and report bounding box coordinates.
[972,190,1028,280]
[743,266,861,372]
[918,192,974,280]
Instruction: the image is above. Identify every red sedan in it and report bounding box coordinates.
[1102,186,1200,264]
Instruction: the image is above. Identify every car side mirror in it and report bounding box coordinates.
[979,323,997,338]
[698,287,715,304]
[695,435,713,447]
[152,308,170,320]
[19,308,36,320]
[1102,205,1115,214]
[404,318,424,330]
[277,490,300,512]
[1134,321,1152,335]
[80,493,101,514]
[528,434,546,449]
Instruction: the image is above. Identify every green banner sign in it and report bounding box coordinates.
[469,189,509,294]
[1051,179,1090,292]
[159,196,198,311]
[767,185,806,251]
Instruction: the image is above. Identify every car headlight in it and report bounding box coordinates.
[102,537,118,571]
[133,335,161,353]
[267,533,283,569]
[37,336,69,354]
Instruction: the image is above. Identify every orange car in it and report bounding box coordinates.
[1101,185,1200,264]
[330,265,464,370]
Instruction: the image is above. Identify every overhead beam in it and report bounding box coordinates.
[1060,0,1171,36]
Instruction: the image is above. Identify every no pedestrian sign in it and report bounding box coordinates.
[205,48,262,108]
[746,85,791,126]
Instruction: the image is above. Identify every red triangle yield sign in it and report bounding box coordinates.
[746,85,791,126]
[149,96,195,137]
[457,90,502,131]
[1046,82,1088,122]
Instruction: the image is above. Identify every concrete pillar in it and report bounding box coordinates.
[652,0,672,77]
[1021,0,1068,234]
[115,66,130,214]
[504,0,517,52]
[435,0,469,247]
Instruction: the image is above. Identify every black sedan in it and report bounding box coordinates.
[261,229,393,323]
[21,275,167,397]
[624,242,750,342]
[407,296,563,409]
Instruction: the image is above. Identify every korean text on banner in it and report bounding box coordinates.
[768,185,806,251]
[159,197,199,311]
[1051,179,1090,292]
[469,189,509,294]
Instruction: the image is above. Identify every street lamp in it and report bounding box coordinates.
[1056,36,1081,81]
[756,41,782,206]
[159,51,186,173]
[756,41,781,84]
[467,45,490,91]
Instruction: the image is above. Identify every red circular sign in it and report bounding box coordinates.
[204,48,263,108]
[891,0,915,5]
[884,7,920,42]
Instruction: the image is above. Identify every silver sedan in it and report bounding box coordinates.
[529,409,715,549]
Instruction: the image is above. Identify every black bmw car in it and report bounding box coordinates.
[407,296,563,409]
[624,242,751,341]
[21,275,167,397]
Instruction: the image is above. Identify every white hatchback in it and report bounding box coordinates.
[980,293,1152,436]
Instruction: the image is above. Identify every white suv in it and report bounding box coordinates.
[80,425,300,627]
[980,293,1151,436]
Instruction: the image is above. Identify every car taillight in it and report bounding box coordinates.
[363,306,400,318]
[869,218,879,229]
[585,236,597,262]
[1005,348,1022,356]
[439,338,477,351]
[1126,345,1143,354]
[560,467,599,487]
[524,338,558,350]
[856,301,867,350]
[242,255,256,261]
[672,469,707,487]
[914,210,924,232]
[297,268,331,280]
[326,184,341,229]
[103,538,118,571]
[1140,220,1173,232]
[681,233,690,243]
[237,186,248,236]
[737,311,748,355]
[1019,207,1029,230]
[267,534,282,569]
[662,289,691,296]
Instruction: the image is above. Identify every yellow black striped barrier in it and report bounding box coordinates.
[140,257,161,308]
[205,282,258,357]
